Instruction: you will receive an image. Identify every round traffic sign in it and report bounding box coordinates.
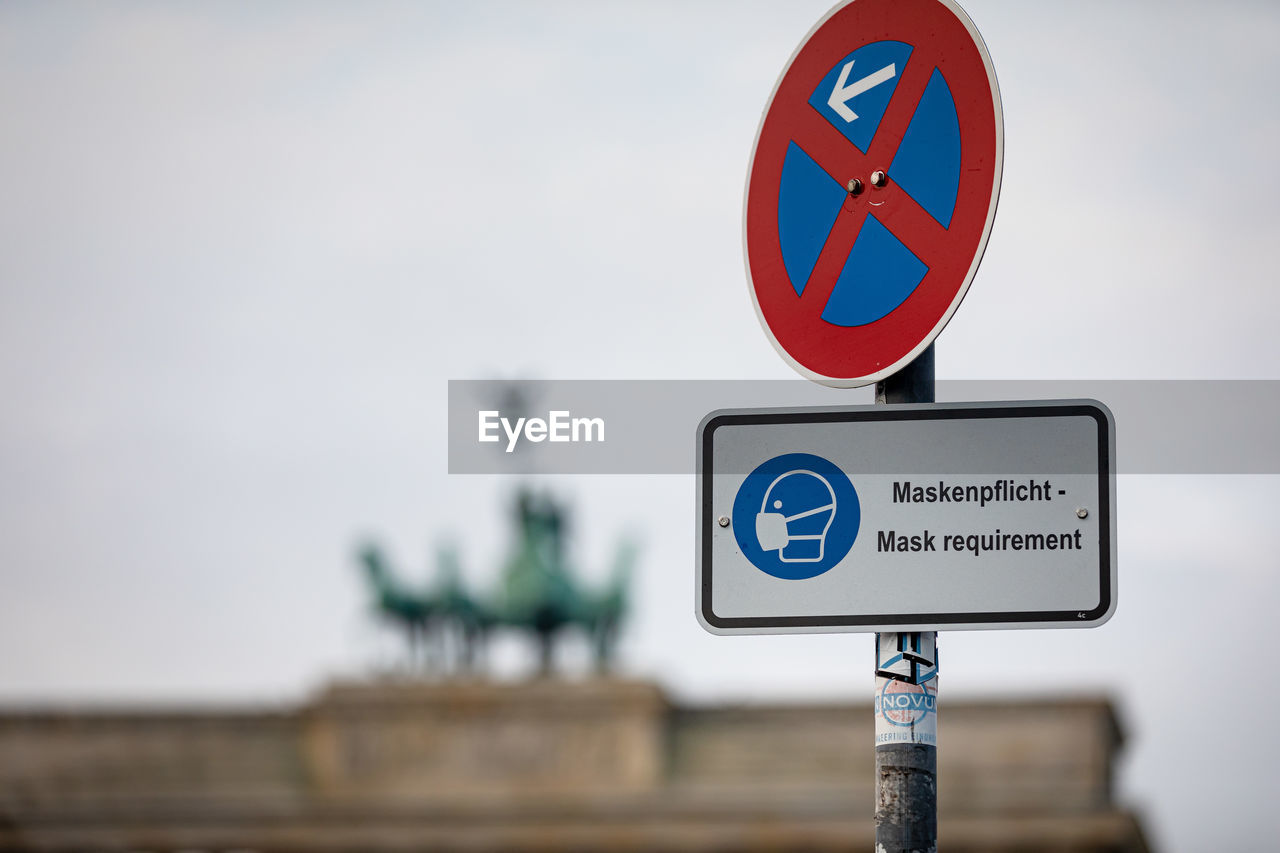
[744,0,1002,387]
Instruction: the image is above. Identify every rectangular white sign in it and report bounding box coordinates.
[696,400,1116,634]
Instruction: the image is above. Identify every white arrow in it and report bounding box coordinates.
[827,60,897,123]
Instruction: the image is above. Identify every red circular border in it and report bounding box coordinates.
[745,0,1000,385]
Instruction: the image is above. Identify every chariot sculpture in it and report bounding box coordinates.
[358,488,633,676]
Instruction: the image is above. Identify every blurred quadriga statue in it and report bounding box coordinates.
[358,487,633,676]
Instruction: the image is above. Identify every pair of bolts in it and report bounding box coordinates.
[847,170,888,195]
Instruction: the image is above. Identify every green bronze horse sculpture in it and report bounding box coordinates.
[358,487,633,676]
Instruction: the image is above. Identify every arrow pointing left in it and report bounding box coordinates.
[827,60,897,123]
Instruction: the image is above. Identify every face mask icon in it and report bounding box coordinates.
[755,469,838,563]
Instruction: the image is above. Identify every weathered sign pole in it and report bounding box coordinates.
[874,345,937,852]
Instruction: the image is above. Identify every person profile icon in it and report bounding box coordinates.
[754,469,838,563]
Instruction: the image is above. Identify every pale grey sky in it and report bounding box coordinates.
[2,2,1278,850]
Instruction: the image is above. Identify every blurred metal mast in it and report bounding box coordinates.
[873,344,938,853]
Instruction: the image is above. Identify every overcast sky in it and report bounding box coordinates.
[2,2,1278,850]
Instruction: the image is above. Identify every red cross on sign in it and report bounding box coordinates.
[744,0,1003,387]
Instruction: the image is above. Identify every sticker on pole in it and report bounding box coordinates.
[744,0,1003,387]
[876,676,938,746]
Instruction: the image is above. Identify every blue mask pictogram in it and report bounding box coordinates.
[732,453,860,580]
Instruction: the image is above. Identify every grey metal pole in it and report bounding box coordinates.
[873,344,938,853]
